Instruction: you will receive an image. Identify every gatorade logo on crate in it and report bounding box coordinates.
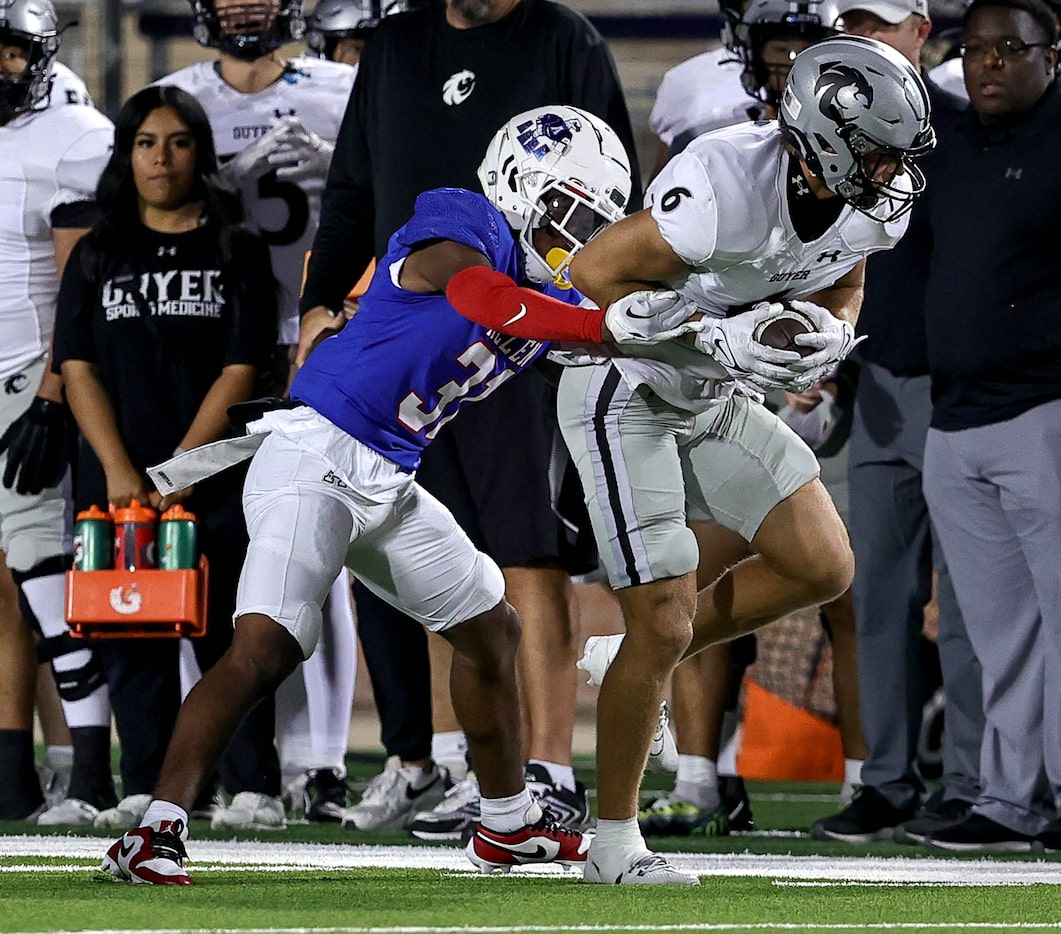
[108,583,143,615]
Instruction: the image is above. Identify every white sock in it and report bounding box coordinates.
[591,817,646,853]
[844,758,863,787]
[46,745,74,770]
[676,754,717,787]
[528,759,575,792]
[432,731,469,781]
[479,788,539,833]
[142,800,189,831]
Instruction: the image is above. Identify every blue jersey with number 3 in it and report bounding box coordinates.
[291,188,580,470]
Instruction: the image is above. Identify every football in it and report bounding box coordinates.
[754,308,816,357]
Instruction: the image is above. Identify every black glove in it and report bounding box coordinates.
[0,397,71,495]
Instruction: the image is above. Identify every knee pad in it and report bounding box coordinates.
[656,524,699,582]
[36,631,106,702]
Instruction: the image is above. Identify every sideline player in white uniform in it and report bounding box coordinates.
[0,0,115,824]
[157,0,359,829]
[557,36,934,883]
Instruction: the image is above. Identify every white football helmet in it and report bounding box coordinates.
[779,34,934,221]
[0,0,59,121]
[478,105,632,287]
[304,0,408,58]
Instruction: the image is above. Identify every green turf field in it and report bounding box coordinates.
[2,757,1059,934]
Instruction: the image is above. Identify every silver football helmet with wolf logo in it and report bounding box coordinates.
[779,34,934,220]
[478,105,632,287]
[0,0,60,120]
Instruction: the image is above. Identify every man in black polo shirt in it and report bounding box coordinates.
[920,0,1061,852]
[809,0,985,846]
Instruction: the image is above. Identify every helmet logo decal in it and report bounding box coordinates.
[515,112,582,160]
[442,69,475,106]
[814,61,873,120]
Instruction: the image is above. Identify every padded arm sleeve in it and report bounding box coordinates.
[446,267,605,343]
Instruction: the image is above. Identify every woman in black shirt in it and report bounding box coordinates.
[54,85,281,826]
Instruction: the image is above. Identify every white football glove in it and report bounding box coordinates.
[787,300,865,373]
[219,127,280,183]
[693,301,806,391]
[267,115,334,182]
[603,289,705,346]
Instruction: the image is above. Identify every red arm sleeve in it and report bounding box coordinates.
[445,266,605,343]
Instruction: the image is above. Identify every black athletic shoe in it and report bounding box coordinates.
[525,764,589,830]
[810,786,917,842]
[304,768,348,823]
[1034,818,1061,853]
[894,791,973,845]
[719,776,754,832]
[925,813,1034,853]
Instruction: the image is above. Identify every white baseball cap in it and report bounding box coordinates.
[836,0,928,23]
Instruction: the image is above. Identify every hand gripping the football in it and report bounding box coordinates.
[603,289,706,346]
[692,301,807,391]
[786,300,865,373]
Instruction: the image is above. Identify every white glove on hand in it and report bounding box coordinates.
[604,290,705,346]
[787,300,865,373]
[693,301,806,391]
[219,125,282,183]
[267,115,334,182]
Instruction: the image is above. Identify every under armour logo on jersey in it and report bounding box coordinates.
[158,246,177,257]
[442,70,476,106]
[3,373,28,395]
[274,107,296,119]
[816,250,842,264]
[1005,167,1023,180]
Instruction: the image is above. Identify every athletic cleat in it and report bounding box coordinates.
[638,795,703,836]
[524,764,589,830]
[647,701,679,773]
[210,792,287,831]
[719,775,755,831]
[584,847,699,885]
[465,814,591,874]
[410,773,481,841]
[101,819,192,885]
[37,797,99,827]
[576,633,624,686]
[304,768,348,823]
[810,786,915,842]
[94,793,152,830]
[341,761,448,831]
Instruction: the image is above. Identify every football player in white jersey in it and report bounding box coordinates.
[556,35,934,884]
[0,0,116,824]
[633,0,872,842]
[156,0,360,829]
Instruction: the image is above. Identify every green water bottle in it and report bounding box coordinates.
[159,504,198,570]
[73,505,114,571]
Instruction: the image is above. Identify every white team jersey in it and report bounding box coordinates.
[649,47,744,145]
[160,59,356,344]
[49,61,94,108]
[612,121,910,413]
[0,87,113,382]
[928,57,967,102]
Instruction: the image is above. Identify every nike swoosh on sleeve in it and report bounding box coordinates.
[503,304,528,327]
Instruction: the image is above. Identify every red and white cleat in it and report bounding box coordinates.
[465,814,592,874]
[101,819,192,885]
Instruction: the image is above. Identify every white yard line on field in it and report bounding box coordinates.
[2,835,1061,885]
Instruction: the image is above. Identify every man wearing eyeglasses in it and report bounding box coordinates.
[919,0,1061,853]
[808,0,985,849]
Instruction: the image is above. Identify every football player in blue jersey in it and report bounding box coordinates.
[100,104,702,885]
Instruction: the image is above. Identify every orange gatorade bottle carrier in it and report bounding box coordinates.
[65,500,209,639]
